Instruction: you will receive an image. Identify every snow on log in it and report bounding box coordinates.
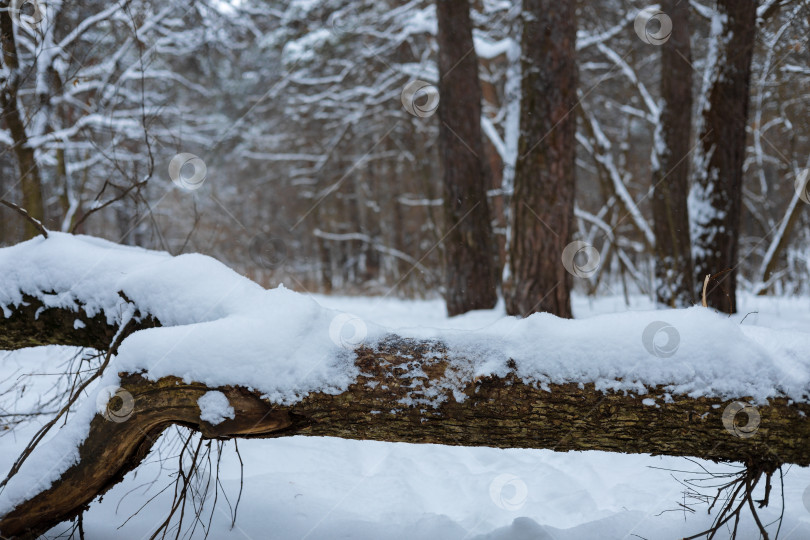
[1,234,809,538]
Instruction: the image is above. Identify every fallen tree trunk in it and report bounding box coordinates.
[1,304,810,537]
[1,237,809,538]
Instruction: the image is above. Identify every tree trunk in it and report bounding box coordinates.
[0,2,46,239]
[652,0,695,308]
[690,0,758,313]
[435,0,499,316]
[2,248,810,537]
[504,0,577,318]
[2,298,810,537]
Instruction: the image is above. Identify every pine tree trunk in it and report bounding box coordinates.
[504,0,577,318]
[435,0,499,316]
[652,0,695,307]
[691,0,758,313]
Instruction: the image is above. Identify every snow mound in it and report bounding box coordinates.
[2,233,809,406]
[0,233,370,404]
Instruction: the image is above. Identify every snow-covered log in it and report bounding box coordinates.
[1,234,810,538]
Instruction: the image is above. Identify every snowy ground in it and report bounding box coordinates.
[2,293,810,539]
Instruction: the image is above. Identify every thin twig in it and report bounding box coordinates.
[0,198,48,238]
[70,179,148,234]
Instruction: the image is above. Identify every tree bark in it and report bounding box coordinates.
[504,0,577,318]
[0,293,159,352]
[652,0,695,308]
[691,0,758,313]
[435,0,499,316]
[0,2,46,239]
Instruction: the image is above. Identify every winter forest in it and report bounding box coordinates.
[1,0,810,538]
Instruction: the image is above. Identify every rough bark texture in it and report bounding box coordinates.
[435,0,499,316]
[504,0,577,318]
[691,0,758,313]
[652,0,695,308]
[0,2,46,239]
[2,329,809,538]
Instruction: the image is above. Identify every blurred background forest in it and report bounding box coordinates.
[1,0,808,301]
